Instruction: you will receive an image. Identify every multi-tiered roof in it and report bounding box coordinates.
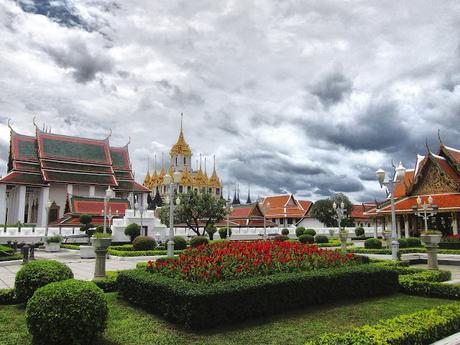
[1,124,148,193]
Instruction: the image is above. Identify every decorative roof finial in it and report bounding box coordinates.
[124,136,131,147]
[7,118,13,131]
[180,112,183,132]
[425,138,431,154]
[199,153,202,171]
[204,156,207,175]
[154,154,157,172]
[105,128,112,141]
[438,129,444,146]
[32,116,39,130]
[246,184,252,204]
[147,156,150,174]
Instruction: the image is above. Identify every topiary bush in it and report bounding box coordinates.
[355,227,365,237]
[315,235,329,243]
[218,227,230,239]
[398,238,408,248]
[166,236,187,250]
[281,228,290,236]
[132,236,156,251]
[190,236,209,248]
[124,223,141,242]
[273,235,289,242]
[205,225,217,240]
[295,226,306,237]
[15,260,74,303]
[299,234,315,244]
[407,237,422,247]
[364,238,382,249]
[304,228,317,236]
[26,279,108,345]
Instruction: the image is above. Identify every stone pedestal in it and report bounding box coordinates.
[383,231,392,247]
[421,234,442,270]
[91,238,112,279]
[339,232,348,252]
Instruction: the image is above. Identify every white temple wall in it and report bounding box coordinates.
[297,217,326,228]
[0,184,6,224]
[49,184,67,218]
[73,184,90,197]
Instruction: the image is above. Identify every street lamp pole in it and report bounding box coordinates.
[376,162,406,261]
[164,171,182,257]
[226,202,233,239]
[263,202,271,239]
[103,186,113,234]
[44,200,52,238]
[332,201,345,231]
[412,195,438,232]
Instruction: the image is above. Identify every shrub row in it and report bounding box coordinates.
[0,253,22,262]
[60,244,80,250]
[0,288,16,304]
[93,271,118,292]
[117,265,399,329]
[306,303,460,345]
[0,244,14,257]
[107,249,183,257]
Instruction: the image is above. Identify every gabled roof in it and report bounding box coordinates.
[11,132,39,162]
[110,146,131,171]
[69,196,130,216]
[376,193,460,214]
[393,169,415,198]
[261,194,312,219]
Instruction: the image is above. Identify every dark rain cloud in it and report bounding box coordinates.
[311,72,353,107]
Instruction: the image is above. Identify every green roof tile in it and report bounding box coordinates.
[42,137,109,163]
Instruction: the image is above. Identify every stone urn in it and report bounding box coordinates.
[45,242,60,252]
[339,230,348,251]
[91,236,112,279]
[80,245,95,259]
[420,232,442,270]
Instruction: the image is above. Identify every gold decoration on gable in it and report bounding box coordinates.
[411,162,457,195]
[170,130,192,157]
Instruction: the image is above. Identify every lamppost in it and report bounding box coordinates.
[101,208,114,232]
[44,200,52,238]
[412,195,438,232]
[376,162,406,260]
[164,171,182,257]
[134,200,145,234]
[332,201,347,251]
[226,202,233,239]
[103,186,114,234]
[263,202,271,239]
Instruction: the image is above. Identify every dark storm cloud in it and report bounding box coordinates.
[17,0,90,31]
[43,39,113,83]
[311,72,353,107]
[156,80,204,106]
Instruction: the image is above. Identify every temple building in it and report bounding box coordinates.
[366,137,460,237]
[0,121,149,226]
[144,115,222,199]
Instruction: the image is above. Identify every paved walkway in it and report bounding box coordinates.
[0,249,150,289]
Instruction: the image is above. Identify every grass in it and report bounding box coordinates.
[0,293,452,345]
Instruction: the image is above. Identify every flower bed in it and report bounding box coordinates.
[117,265,398,329]
[150,241,366,284]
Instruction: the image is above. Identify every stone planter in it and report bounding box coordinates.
[80,245,95,259]
[45,242,60,252]
[91,237,112,279]
[421,233,442,270]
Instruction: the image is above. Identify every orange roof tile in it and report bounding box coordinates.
[377,193,460,214]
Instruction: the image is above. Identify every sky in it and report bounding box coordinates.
[1,0,460,203]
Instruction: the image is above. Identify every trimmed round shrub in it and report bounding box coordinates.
[95,225,112,234]
[15,260,73,303]
[205,225,217,240]
[273,235,289,242]
[79,214,92,225]
[281,228,290,236]
[190,236,209,248]
[299,234,315,244]
[315,235,329,243]
[26,279,108,345]
[166,236,187,250]
[295,226,306,237]
[398,238,408,248]
[132,236,156,251]
[355,227,365,237]
[218,227,228,239]
[124,223,141,242]
[407,237,422,247]
[364,238,382,249]
[304,228,317,237]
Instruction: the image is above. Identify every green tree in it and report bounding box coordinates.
[160,190,227,236]
[79,214,94,243]
[310,193,355,228]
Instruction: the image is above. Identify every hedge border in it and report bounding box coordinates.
[349,247,460,255]
[117,265,398,329]
[306,303,460,345]
[0,288,16,305]
[108,249,183,257]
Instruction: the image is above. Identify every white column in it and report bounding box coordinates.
[128,192,134,208]
[27,191,34,223]
[14,185,26,223]
[89,185,95,197]
[396,215,401,238]
[37,187,50,227]
[374,218,378,238]
[0,184,6,225]
[67,184,73,196]
[452,213,458,235]
[404,215,409,238]
[142,193,148,207]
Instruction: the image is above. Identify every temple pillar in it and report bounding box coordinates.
[0,185,6,225]
[37,187,50,227]
[404,215,409,238]
[27,191,34,223]
[374,218,378,238]
[14,185,26,223]
[67,184,73,196]
[452,213,458,235]
[89,185,95,197]
[142,193,148,208]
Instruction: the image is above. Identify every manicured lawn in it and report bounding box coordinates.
[0,293,453,345]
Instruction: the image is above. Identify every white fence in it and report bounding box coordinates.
[0,227,84,243]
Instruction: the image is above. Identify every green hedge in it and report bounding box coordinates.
[108,249,183,256]
[0,288,16,305]
[349,247,460,255]
[93,271,118,292]
[0,244,14,257]
[60,244,80,250]
[0,253,22,261]
[117,265,398,329]
[306,303,460,345]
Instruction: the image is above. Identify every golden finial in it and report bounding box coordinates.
[170,113,192,157]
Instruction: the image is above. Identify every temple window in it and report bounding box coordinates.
[184,157,186,164]
[179,185,183,193]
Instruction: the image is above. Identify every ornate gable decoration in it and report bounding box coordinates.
[410,157,458,195]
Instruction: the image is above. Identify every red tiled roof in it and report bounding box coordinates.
[377,193,460,214]
[393,170,414,198]
[70,196,130,216]
[444,146,460,166]
[11,132,39,162]
[0,171,45,186]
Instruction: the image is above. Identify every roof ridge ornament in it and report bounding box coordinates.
[124,136,131,147]
[105,128,112,141]
[438,129,444,146]
[425,138,431,154]
[7,118,14,132]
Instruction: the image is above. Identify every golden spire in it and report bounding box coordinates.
[158,153,165,185]
[150,154,159,188]
[181,167,193,186]
[168,159,174,176]
[143,157,151,187]
[170,112,192,157]
[209,155,222,188]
